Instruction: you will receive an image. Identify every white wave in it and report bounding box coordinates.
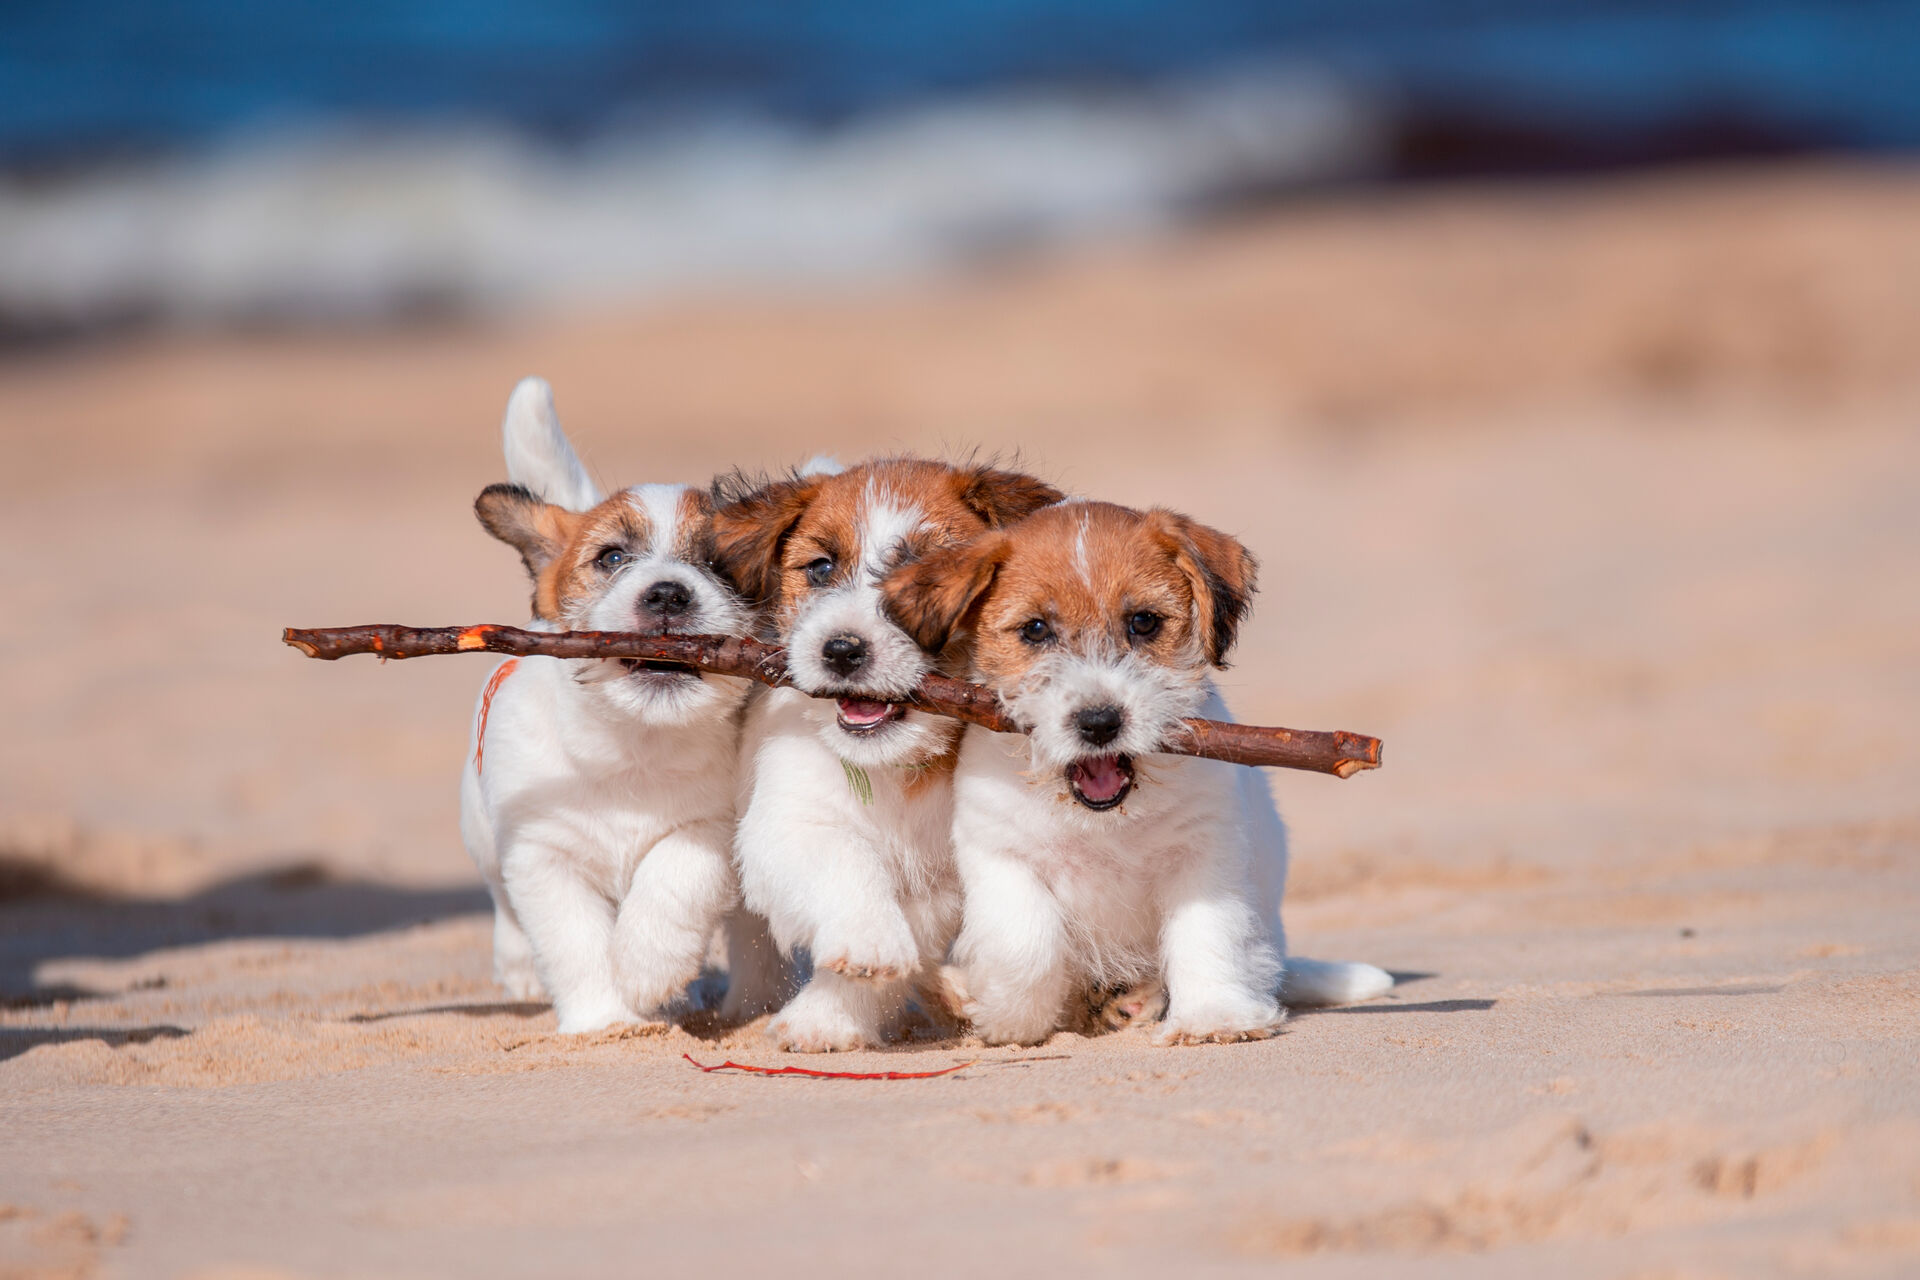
[0,66,1381,329]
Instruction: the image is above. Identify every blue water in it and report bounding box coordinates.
[4,0,1918,165]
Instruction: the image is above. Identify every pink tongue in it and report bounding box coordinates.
[838,698,893,725]
[1072,755,1129,802]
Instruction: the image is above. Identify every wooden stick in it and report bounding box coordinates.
[282,623,1382,778]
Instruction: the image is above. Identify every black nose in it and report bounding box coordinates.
[1075,705,1125,747]
[821,634,868,678]
[641,580,693,616]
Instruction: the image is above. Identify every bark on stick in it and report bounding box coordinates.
[283,623,1382,778]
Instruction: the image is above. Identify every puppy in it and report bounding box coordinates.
[713,458,1063,1051]
[883,500,1391,1046]
[459,378,785,1033]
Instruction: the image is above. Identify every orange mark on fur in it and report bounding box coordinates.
[474,659,520,775]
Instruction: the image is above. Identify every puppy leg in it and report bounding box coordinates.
[610,822,738,1018]
[747,821,920,984]
[465,778,541,999]
[766,969,905,1053]
[718,907,793,1022]
[489,891,545,1001]
[1155,887,1283,1046]
[504,844,635,1034]
[952,852,1073,1046]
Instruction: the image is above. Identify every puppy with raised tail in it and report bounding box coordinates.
[883,500,1391,1046]
[459,378,785,1033]
[713,459,1063,1051]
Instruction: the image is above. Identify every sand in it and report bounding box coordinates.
[2,161,1917,1278]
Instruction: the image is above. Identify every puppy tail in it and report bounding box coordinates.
[501,376,602,511]
[1280,957,1394,1007]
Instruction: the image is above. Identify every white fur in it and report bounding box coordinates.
[1003,644,1207,772]
[461,386,785,1033]
[502,376,601,511]
[734,687,962,1050]
[733,481,963,1051]
[950,662,1392,1047]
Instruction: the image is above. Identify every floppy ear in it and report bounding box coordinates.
[881,531,1010,656]
[1146,510,1258,667]
[475,483,582,582]
[709,473,821,606]
[952,465,1064,528]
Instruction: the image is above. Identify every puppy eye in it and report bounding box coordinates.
[1018,618,1052,645]
[1127,611,1162,639]
[804,557,835,587]
[595,546,627,571]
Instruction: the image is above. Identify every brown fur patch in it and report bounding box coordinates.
[882,501,1258,686]
[672,486,716,565]
[710,473,822,608]
[474,484,583,592]
[714,458,1062,642]
[883,530,1012,655]
[1143,509,1258,666]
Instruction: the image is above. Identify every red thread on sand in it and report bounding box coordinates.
[473,658,519,775]
[682,1053,974,1080]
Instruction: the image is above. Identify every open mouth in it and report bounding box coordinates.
[622,658,700,680]
[836,698,906,734]
[1066,754,1134,810]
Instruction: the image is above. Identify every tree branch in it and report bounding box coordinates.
[283,623,1382,779]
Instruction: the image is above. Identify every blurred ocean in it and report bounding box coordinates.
[2,0,1916,335]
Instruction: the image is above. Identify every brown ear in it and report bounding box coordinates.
[709,473,821,606]
[1146,510,1258,667]
[953,465,1063,529]
[475,483,582,581]
[881,531,1010,656]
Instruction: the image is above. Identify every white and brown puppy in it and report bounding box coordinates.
[883,500,1391,1046]
[459,378,784,1033]
[713,458,1063,1051]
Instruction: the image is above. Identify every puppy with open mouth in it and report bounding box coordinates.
[883,499,1391,1046]
[713,458,1062,1051]
[459,379,787,1033]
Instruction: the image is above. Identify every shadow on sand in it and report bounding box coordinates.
[1294,998,1498,1017]
[0,1023,192,1062]
[0,855,490,1007]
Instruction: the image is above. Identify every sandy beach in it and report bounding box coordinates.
[2,161,1917,1278]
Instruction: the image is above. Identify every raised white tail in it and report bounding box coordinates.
[1280,957,1394,1007]
[501,376,601,511]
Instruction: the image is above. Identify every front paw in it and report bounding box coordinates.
[966,1001,1060,1047]
[1155,995,1284,1047]
[553,1000,651,1036]
[767,989,878,1053]
[494,958,545,1001]
[812,917,919,984]
[614,954,702,1020]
